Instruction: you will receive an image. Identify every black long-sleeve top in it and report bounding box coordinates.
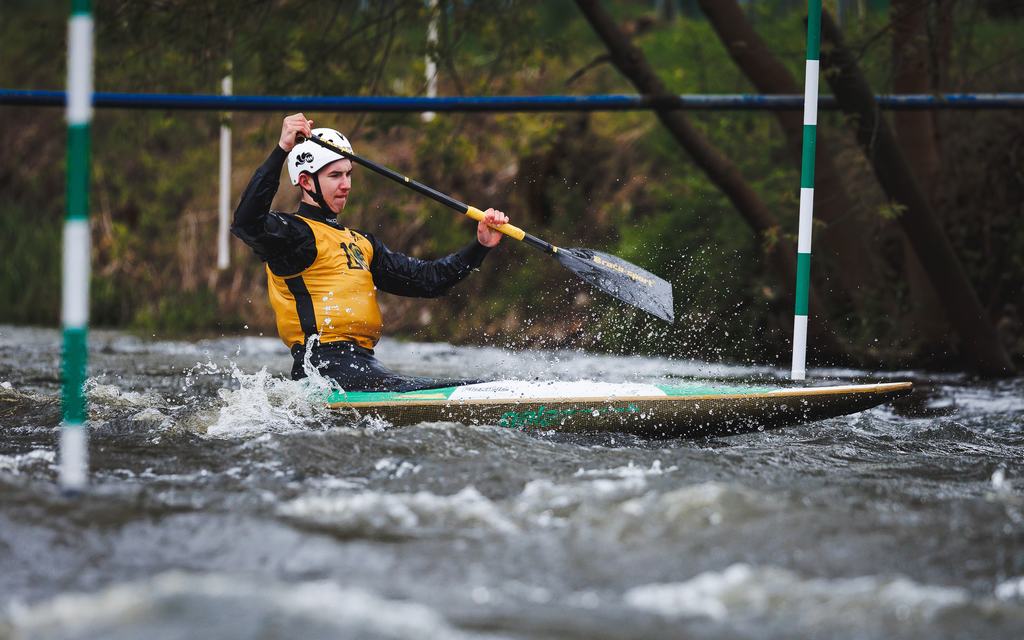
[231,146,491,298]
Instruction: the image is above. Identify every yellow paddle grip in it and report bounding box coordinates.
[465,206,526,241]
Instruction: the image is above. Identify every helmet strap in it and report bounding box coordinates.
[302,172,333,214]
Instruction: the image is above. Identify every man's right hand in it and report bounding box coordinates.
[278,113,314,152]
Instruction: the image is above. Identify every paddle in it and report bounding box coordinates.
[299,133,674,323]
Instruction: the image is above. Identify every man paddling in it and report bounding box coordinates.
[232,113,508,391]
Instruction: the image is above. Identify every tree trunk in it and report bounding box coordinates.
[573,0,845,360]
[891,0,948,346]
[820,11,1015,376]
[696,0,881,310]
[892,0,942,188]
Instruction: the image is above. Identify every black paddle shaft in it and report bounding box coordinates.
[298,133,675,323]
[300,134,554,253]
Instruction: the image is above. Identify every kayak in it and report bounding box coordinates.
[326,380,913,438]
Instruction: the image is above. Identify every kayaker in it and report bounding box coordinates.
[232,112,508,391]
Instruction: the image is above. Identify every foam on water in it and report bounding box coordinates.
[276,476,764,542]
[508,477,785,547]
[206,367,334,438]
[573,460,678,478]
[373,457,422,478]
[201,341,349,438]
[936,382,1024,415]
[517,476,651,517]
[996,576,1024,601]
[0,449,55,476]
[990,467,1014,494]
[84,380,167,410]
[4,571,483,640]
[632,482,779,530]
[624,563,1022,630]
[278,486,518,537]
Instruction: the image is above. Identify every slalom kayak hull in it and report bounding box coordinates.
[327,381,913,438]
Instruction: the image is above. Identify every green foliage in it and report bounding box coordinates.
[131,287,234,334]
[876,201,907,221]
[0,201,61,325]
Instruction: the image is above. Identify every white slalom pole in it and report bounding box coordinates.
[217,70,232,270]
[791,0,821,381]
[61,0,93,491]
[422,0,438,123]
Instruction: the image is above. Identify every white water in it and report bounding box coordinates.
[625,563,1018,632]
[7,571,488,640]
[3,326,1023,639]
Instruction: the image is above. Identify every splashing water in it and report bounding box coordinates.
[173,335,352,438]
[206,364,343,439]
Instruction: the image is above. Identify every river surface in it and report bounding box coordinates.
[1,324,1022,639]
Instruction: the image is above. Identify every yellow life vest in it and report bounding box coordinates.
[266,216,382,350]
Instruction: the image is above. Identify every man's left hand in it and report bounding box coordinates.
[477,208,509,248]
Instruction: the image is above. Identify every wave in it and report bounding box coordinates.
[3,571,487,640]
[625,563,1024,634]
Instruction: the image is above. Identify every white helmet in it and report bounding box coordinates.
[287,127,353,186]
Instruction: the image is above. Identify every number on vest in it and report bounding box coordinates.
[341,242,369,270]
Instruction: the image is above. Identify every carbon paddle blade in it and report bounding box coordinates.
[556,248,675,323]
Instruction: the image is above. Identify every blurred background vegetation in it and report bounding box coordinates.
[1,0,1022,373]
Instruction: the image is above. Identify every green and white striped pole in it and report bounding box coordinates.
[791,0,821,381]
[60,0,93,491]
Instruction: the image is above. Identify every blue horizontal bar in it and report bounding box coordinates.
[3,89,1023,111]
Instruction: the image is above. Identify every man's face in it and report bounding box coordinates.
[299,158,353,214]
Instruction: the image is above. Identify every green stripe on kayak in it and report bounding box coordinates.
[327,382,778,406]
[328,386,458,404]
